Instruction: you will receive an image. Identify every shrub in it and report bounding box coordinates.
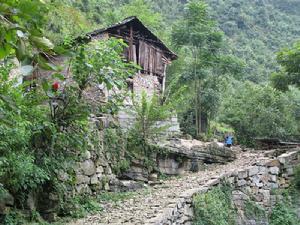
[127,91,172,163]
[269,202,299,225]
[192,184,236,225]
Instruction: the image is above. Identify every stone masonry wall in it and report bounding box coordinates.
[57,117,118,196]
[145,149,300,225]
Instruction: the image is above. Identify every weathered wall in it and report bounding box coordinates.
[133,73,161,96]
[144,149,300,225]
[57,117,118,196]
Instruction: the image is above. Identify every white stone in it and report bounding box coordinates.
[248,166,259,177]
[237,179,247,187]
[259,166,267,174]
[251,175,261,186]
[269,167,279,175]
[269,183,279,189]
[287,167,294,176]
[104,183,110,190]
[270,175,277,182]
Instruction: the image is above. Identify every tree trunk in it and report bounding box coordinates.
[195,80,199,137]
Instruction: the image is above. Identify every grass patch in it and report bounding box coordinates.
[59,195,102,219]
[97,191,136,203]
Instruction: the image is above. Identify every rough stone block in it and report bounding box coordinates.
[237,179,247,187]
[269,167,279,175]
[227,176,235,184]
[261,174,270,184]
[76,174,90,184]
[76,184,92,194]
[82,150,91,160]
[270,175,277,183]
[90,175,99,185]
[286,167,294,176]
[278,151,298,164]
[57,171,69,182]
[268,183,279,189]
[104,166,112,174]
[96,166,104,173]
[248,166,259,177]
[251,175,261,186]
[104,182,110,191]
[81,160,96,176]
[258,166,267,174]
[265,159,280,167]
[238,170,248,179]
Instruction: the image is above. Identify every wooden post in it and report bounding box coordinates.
[129,25,133,61]
[162,63,167,94]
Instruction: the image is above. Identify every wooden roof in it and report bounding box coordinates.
[84,16,178,60]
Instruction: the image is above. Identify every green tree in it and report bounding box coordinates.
[45,1,92,45]
[271,40,300,91]
[118,0,165,38]
[127,91,172,167]
[218,81,299,146]
[171,0,226,137]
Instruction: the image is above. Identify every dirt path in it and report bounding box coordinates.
[68,151,269,225]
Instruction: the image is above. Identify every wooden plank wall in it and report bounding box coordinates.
[139,40,165,76]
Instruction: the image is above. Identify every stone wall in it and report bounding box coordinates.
[145,149,300,225]
[121,140,237,181]
[58,117,118,195]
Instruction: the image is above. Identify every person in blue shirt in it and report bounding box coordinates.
[225,134,234,148]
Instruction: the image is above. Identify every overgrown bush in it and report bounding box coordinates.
[269,202,299,225]
[192,184,236,225]
[0,36,134,223]
[103,128,130,175]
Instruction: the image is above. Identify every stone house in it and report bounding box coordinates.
[19,16,180,132]
[82,16,180,132]
[84,16,178,96]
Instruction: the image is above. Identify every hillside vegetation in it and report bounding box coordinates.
[0,0,300,224]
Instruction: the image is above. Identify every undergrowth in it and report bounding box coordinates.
[192,184,236,225]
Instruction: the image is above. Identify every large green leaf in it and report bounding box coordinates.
[30,36,54,51]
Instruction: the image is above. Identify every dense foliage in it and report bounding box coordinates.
[271,41,300,91]
[193,184,236,225]
[218,82,300,146]
[1,0,300,224]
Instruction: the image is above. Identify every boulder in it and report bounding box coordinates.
[0,190,14,214]
[81,160,96,176]
[76,174,90,184]
[121,165,149,182]
[157,139,237,166]
[158,156,185,175]
[269,167,280,175]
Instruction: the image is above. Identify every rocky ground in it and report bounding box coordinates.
[68,150,270,225]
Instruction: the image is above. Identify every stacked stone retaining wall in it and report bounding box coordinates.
[145,149,300,225]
